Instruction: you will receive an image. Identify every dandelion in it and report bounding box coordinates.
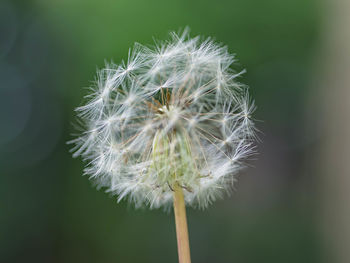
[69,29,257,263]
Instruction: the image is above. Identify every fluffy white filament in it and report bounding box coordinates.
[69,30,257,209]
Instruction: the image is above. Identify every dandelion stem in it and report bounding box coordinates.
[173,183,191,263]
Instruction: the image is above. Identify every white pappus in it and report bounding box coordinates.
[69,30,257,209]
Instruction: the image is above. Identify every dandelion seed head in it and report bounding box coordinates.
[69,29,257,209]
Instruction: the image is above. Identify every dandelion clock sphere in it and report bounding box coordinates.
[69,29,257,263]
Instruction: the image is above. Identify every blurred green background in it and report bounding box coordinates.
[2,0,346,262]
